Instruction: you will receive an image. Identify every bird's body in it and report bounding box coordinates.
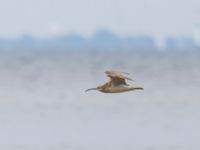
[85,70,143,93]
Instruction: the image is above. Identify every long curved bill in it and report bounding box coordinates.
[85,88,98,92]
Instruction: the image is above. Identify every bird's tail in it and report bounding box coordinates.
[85,88,98,92]
[133,87,143,90]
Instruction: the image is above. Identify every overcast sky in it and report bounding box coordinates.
[0,0,200,44]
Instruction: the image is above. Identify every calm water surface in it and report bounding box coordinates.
[0,51,199,150]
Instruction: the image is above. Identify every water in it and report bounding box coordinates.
[0,51,200,150]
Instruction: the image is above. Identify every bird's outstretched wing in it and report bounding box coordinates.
[104,70,133,86]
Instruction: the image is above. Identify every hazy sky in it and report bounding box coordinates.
[0,0,200,44]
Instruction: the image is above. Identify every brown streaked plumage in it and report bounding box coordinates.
[85,70,143,93]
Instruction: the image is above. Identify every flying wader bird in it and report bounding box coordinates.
[85,70,143,93]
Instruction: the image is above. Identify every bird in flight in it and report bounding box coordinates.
[85,70,143,93]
